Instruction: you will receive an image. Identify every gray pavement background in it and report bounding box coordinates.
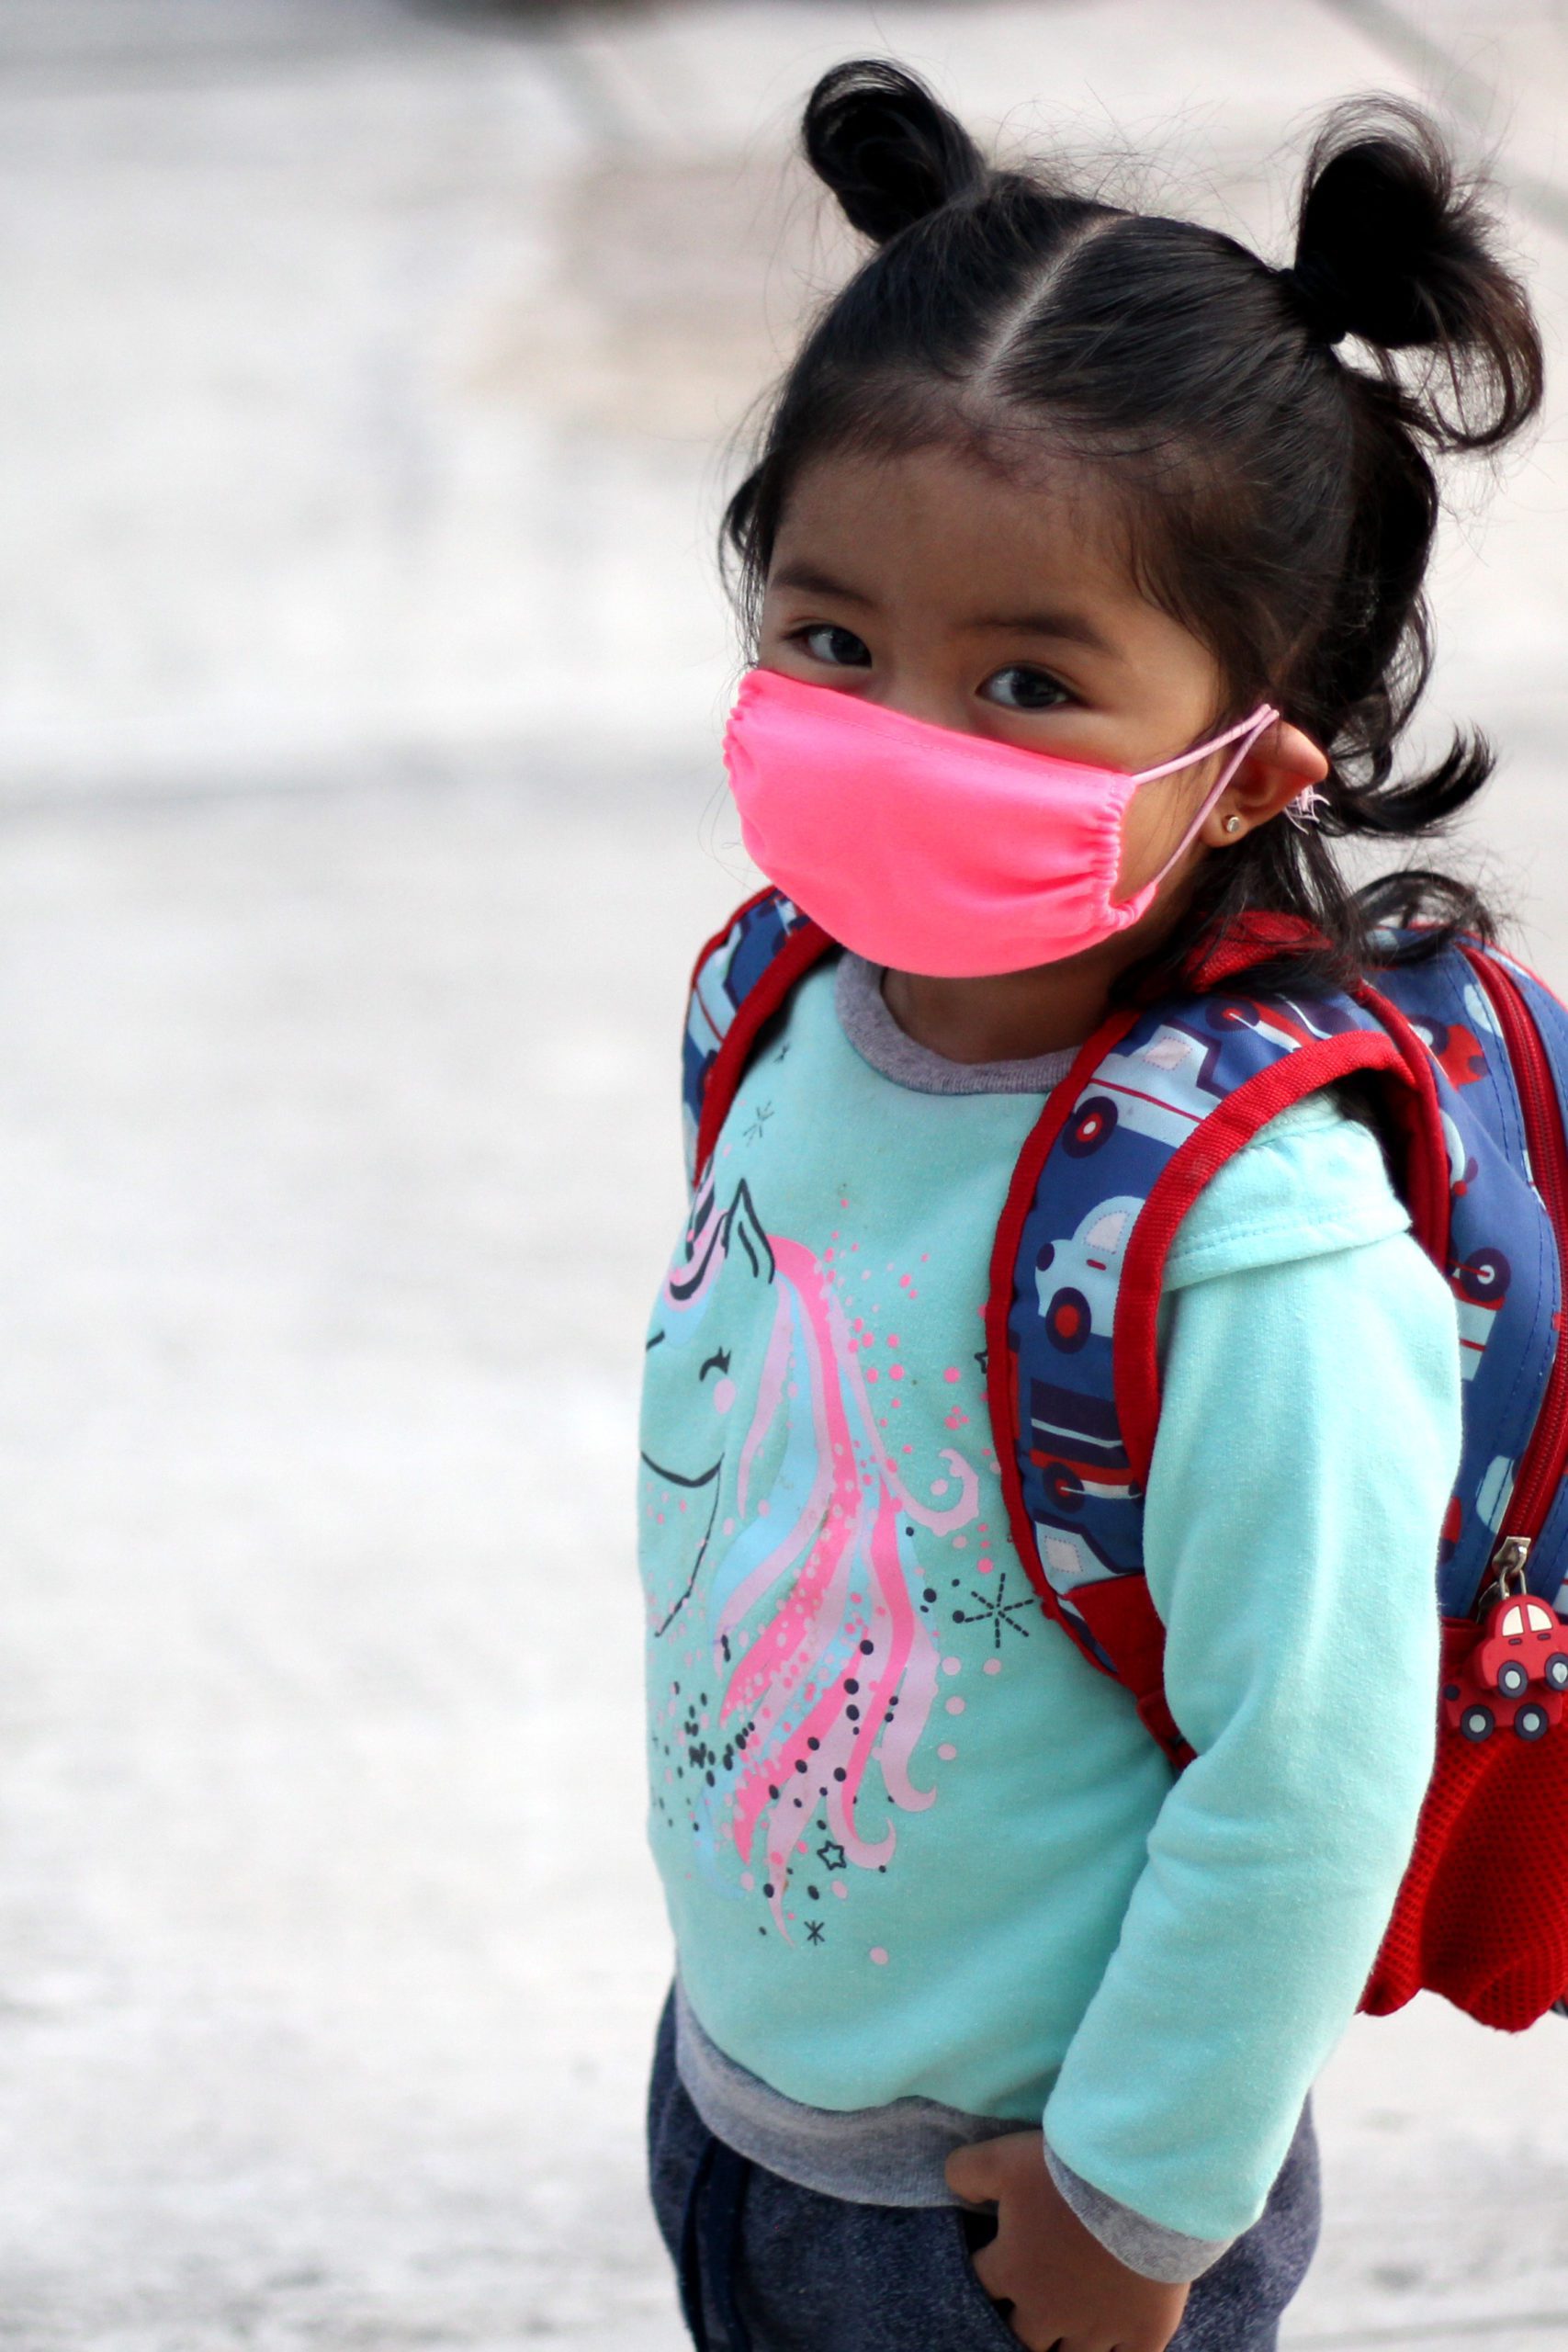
[2,3,1567,2346]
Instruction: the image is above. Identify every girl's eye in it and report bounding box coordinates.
[796,624,872,670]
[981,664,1072,713]
[699,1349,732,1381]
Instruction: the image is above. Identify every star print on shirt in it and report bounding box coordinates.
[953,1567,1034,1647]
[806,1920,825,1944]
[817,1838,847,1872]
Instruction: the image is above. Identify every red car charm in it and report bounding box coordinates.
[1444,1589,1568,1742]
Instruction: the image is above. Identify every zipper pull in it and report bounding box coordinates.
[1493,1536,1533,1579]
[1483,1534,1534,1611]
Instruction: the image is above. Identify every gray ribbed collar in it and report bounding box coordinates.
[833,951,1079,1097]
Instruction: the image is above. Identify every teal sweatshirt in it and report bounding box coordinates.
[637,950,1461,2267]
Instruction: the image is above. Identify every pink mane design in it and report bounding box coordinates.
[671,1189,978,1938]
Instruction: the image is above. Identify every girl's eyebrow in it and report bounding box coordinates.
[769,561,875,606]
[967,608,1117,657]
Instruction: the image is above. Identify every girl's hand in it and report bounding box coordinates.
[944,2132,1190,2352]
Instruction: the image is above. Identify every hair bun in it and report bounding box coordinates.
[1289,98,1541,447]
[1292,102,1506,348]
[804,60,986,244]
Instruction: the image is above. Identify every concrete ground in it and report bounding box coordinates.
[1,1,1567,2346]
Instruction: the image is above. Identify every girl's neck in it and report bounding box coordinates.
[879,962,1109,1064]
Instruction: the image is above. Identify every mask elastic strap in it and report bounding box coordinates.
[1134,704,1280,895]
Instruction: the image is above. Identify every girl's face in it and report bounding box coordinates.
[756,443,1324,916]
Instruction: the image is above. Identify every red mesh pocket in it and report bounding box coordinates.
[1362,1619,1568,2030]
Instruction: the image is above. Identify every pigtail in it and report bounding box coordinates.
[1282,100,1543,450]
[804,61,987,244]
[1258,105,1545,976]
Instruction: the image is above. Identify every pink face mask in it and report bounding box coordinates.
[723,666,1305,978]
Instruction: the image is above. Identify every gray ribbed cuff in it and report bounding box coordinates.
[1043,2141,1235,2284]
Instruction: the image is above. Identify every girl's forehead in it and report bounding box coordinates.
[768,443,1190,654]
[773,444,1147,616]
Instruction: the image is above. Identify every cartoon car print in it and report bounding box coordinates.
[1449,1245,1510,1380]
[1033,1195,1140,1348]
[1069,1032,1220,1151]
[1480,1595,1568,1698]
[1028,1197,1141,1518]
[1443,1591,1568,1742]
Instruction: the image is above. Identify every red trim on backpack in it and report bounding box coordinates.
[981,1009,1438,1770]
[1112,1032,1411,1492]
[1467,930,1558,1000]
[1072,1573,1194,1768]
[1091,1009,1453,1774]
[1176,911,1327,994]
[1354,980,1452,1271]
[692,916,834,1187]
[686,885,781,1001]
[1173,922,1452,1266]
[983,1010,1145,1690]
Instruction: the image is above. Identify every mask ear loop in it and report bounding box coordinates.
[1132,705,1281,897]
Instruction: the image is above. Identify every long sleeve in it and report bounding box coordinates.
[1040,1221,1461,2262]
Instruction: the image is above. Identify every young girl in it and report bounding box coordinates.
[637,62,1543,2352]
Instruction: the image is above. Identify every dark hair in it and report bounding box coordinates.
[723,62,1544,999]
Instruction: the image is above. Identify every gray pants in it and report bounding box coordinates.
[646,1984,1320,2352]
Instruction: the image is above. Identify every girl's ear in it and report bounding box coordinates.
[1206,720,1329,843]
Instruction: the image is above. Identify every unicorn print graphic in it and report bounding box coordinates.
[640,1171,980,1939]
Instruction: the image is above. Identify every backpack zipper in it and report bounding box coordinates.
[1463,948,1568,1591]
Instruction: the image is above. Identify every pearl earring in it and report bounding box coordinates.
[1224,814,1243,835]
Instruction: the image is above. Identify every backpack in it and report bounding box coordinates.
[681,885,1568,2033]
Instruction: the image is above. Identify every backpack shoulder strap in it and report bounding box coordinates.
[987,969,1446,1764]
[1367,933,1568,1614]
[682,888,832,1189]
